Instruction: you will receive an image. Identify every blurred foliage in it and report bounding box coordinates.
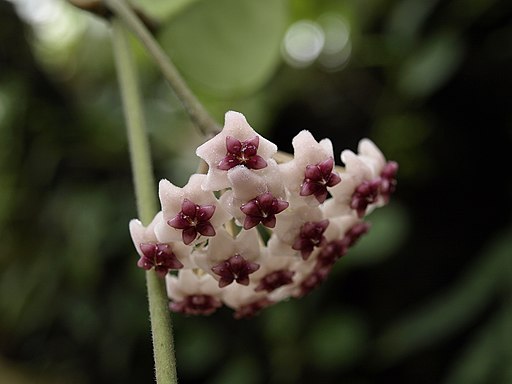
[1,0,511,383]
[159,0,288,96]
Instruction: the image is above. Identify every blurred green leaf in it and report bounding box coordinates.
[209,354,262,384]
[397,31,465,98]
[158,0,288,96]
[386,0,439,48]
[176,321,226,377]
[444,305,511,384]
[306,310,368,371]
[373,114,433,181]
[375,229,512,364]
[263,300,302,342]
[130,0,201,21]
[344,202,409,267]
[0,357,85,384]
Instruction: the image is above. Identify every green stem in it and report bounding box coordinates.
[111,18,178,384]
[104,0,220,137]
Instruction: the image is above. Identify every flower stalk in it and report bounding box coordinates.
[111,17,177,384]
[104,0,221,137]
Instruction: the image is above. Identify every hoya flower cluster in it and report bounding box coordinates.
[130,111,397,318]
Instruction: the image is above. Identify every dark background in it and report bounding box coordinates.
[1,0,511,383]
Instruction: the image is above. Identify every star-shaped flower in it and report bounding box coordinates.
[166,270,223,316]
[379,161,399,202]
[129,212,190,275]
[292,219,330,260]
[194,228,262,288]
[240,192,289,229]
[329,139,397,217]
[255,269,295,292]
[327,146,380,217]
[137,243,183,276]
[233,298,274,319]
[295,267,331,297]
[211,253,260,288]
[196,111,278,191]
[167,198,216,245]
[128,110,398,319]
[155,174,230,245]
[300,157,342,203]
[221,282,272,319]
[249,252,300,299]
[350,179,381,218]
[270,205,324,247]
[218,136,267,170]
[218,161,286,226]
[279,130,340,206]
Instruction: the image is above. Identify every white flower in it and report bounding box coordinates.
[194,228,262,288]
[129,212,191,275]
[128,111,397,318]
[196,111,278,191]
[155,174,230,245]
[279,130,341,205]
[329,139,393,217]
[270,205,324,246]
[357,138,386,175]
[219,160,288,229]
[166,270,223,315]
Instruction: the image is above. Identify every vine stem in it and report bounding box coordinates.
[104,0,220,136]
[111,18,178,384]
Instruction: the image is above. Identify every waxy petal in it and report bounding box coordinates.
[243,215,262,230]
[167,215,190,230]
[261,215,277,228]
[181,198,197,217]
[304,164,323,180]
[326,172,342,187]
[196,111,278,190]
[240,200,261,216]
[196,222,216,237]
[226,136,242,153]
[182,227,198,245]
[211,254,260,288]
[246,155,267,170]
[197,205,216,221]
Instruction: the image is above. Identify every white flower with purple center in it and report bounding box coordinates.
[194,228,262,288]
[166,270,223,316]
[279,130,341,206]
[128,111,398,318]
[155,174,230,245]
[328,139,398,218]
[196,111,278,191]
[218,161,288,228]
[129,212,190,276]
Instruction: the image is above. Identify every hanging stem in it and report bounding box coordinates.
[111,18,178,384]
[104,0,220,136]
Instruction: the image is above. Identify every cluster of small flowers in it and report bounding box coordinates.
[130,111,397,318]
